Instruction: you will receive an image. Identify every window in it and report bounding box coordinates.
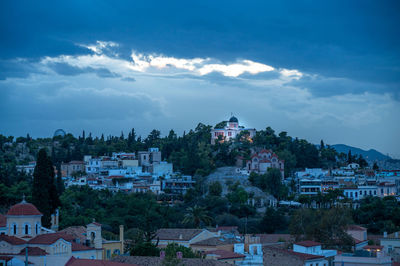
[374,190,377,195]
[106,250,111,259]
[13,224,17,235]
[381,188,384,194]
[228,132,232,137]
[25,224,29,235]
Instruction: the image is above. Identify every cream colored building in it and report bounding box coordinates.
[0,199,104,266]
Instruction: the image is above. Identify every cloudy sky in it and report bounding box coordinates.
[1,1,399,157]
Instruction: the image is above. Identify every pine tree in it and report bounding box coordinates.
[32,149,60,227]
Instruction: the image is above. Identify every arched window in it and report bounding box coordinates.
[36,223,40,234]
[13,223,17,235]
[23,223,31,235]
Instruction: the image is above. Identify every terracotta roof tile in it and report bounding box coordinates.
[6,202,42,216]
[59,226,87,243]
[191,237,241,246]
[0,256,13,262]
[112,255,230,266]
[347,225,367,231]
[0,235,26,245]
[156,228,204,241]
[18,247,48,256]
[28,232,74,245]
[66,257,139,266]
[71,242,95,251]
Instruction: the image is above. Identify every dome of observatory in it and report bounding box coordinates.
[229,116,238,123]
[53,129,66,137]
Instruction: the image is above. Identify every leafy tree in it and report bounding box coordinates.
[209,181,223,197]
[259,207,287,233]
[290,208,354,251]
[130,242,160,256]
[265,168,283,199]
[164,243,202,259]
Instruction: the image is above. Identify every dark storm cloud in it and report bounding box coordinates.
[0,59,43,80]
[1,0,399,93]
[48,62,121,78]
[288,76,398,98]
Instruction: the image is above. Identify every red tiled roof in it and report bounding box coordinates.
[294,240,321,247]
[28,232,74,245]
[7,202,42,216]
[71,242,95,251]
[156,228,204,241]
[59,226,87,243]
[66,257,139,266]
[0,235,26,245]
[347,225,367,231]
[363,245,383,250]
[0,214,6,227]
[353,237,368,245]
[18,247,48,256]
[205,250,245,260]
[0,256,13,262]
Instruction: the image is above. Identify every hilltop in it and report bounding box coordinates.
[331,144,391,162]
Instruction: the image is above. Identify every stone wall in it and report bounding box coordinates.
[263,246,304,266]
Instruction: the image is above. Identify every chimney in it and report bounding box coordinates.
[395,232,399,238]
[384,232,387,238]
[119,225,124,253]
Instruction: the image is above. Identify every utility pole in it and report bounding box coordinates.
[25,244,28,266]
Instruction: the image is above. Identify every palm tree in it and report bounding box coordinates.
[183,205,212,228]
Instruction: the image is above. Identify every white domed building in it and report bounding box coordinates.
[211,116,256,144]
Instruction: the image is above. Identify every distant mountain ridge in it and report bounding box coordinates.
[331,144,391,161]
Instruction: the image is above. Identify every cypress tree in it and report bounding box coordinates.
[56,164,65,195]
[32,149,60,227]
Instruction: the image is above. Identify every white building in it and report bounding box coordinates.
[299,179,322,195]
[211,116,256,144]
